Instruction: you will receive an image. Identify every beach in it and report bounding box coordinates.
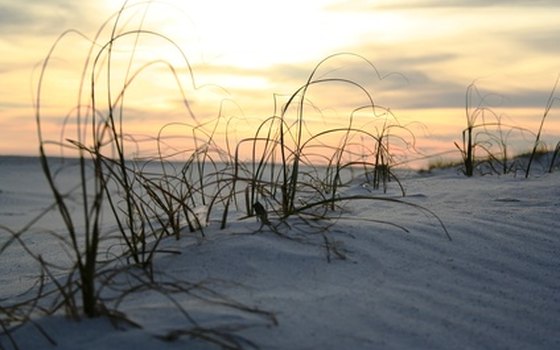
[1,156,559,349]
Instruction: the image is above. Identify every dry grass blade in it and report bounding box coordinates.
[291,195,451,241]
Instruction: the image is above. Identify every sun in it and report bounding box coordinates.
[102,0,385,69]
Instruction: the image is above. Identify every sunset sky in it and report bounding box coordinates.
[1,0,560,163]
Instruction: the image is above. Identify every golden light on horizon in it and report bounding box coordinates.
[1,0,560,166]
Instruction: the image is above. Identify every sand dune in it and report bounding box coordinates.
[1,157,559,349]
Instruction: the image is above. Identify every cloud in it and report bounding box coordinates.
[0,0,99,36]
[327,0,560,12]
[0,102,31,110]
[319,2,560,112]
[190,51,559,111]
[400,0,560,8]
[509,30,560,55]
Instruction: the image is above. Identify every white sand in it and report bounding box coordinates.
[1,157,559,349]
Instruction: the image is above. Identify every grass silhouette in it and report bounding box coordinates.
[3,0,559,348]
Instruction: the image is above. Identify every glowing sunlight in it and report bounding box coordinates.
[1,0,559,167]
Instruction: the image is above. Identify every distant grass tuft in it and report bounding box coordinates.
[454,80,560,177]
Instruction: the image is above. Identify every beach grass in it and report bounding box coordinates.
[454,81,559,176]
[2,0,559,348]
[21,1,435,346]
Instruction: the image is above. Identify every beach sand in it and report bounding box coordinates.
[1,157,559,349]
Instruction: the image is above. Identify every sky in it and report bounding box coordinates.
[1,0,560,162]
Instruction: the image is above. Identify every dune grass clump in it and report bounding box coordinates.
[15,1,276,347]
[223,53,416,227]
[525,75,560,177]
[456,83,519,176]
[548,142,560,172]
[418,158,464,174]
[454,79,560,177]
[213,53,450,261]
[2,1,452,348]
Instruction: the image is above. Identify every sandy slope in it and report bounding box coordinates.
[1,158,559,349]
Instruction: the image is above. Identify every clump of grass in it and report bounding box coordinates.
[526,74,560,177]
[549,142,560,172]
[220,54,414,221]
[455,82,537,176]
[213,53,449,262]
[418,157,464,174]
[6,2,453,348]
[24,0,277,347]
[454,78,560,177]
